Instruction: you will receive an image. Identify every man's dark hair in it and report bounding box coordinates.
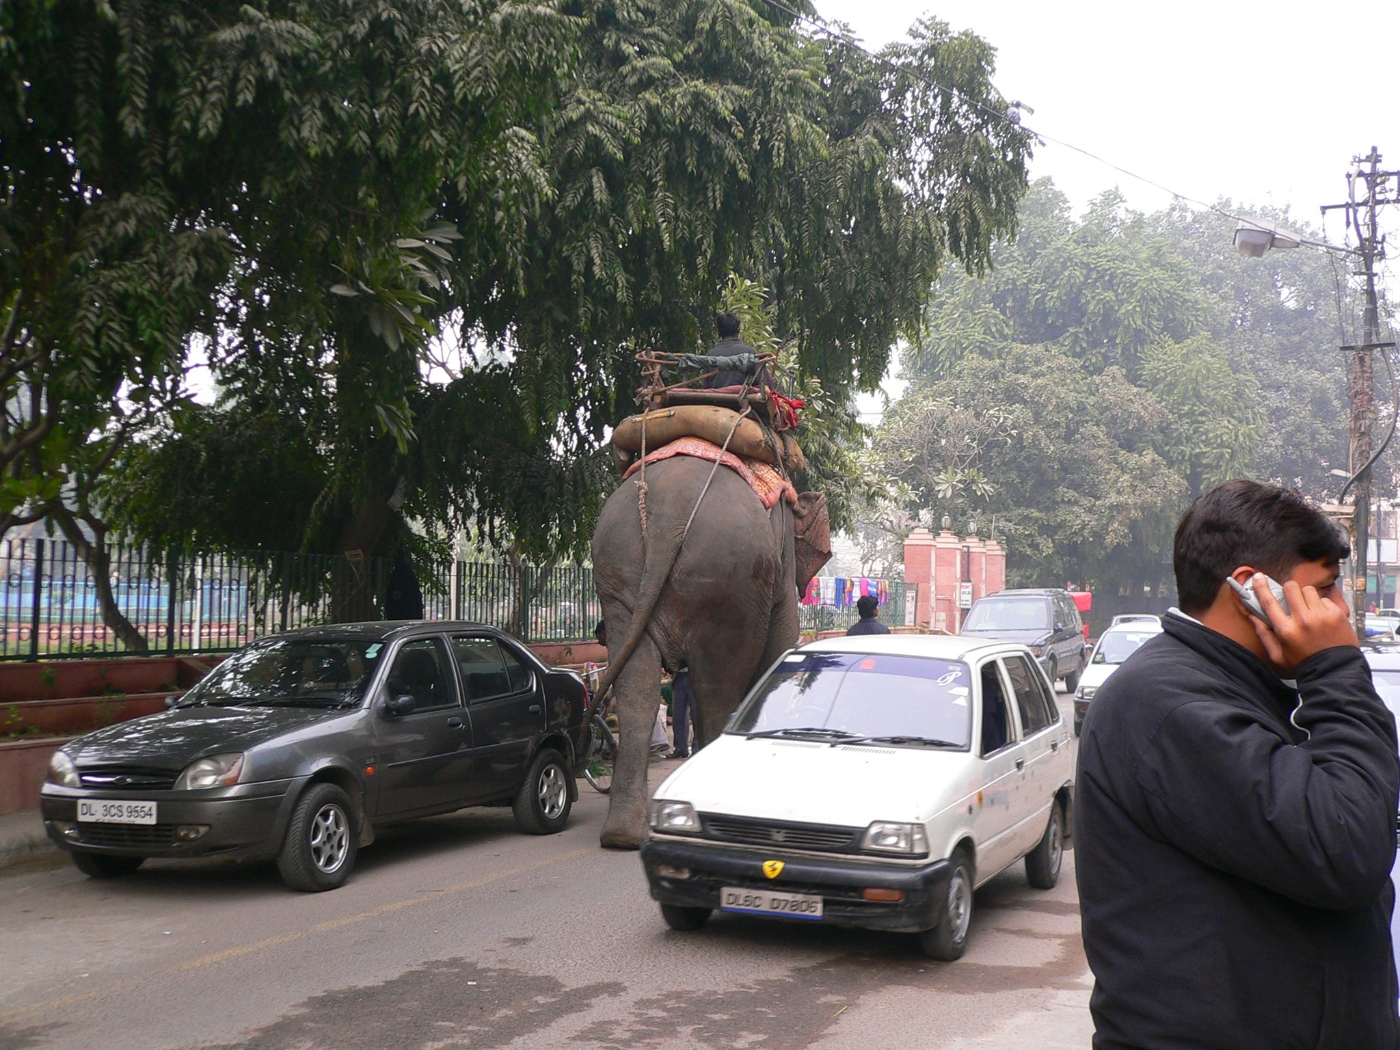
[716,311,741,338]
[1173,480,1349,613]
[856,594,879,618]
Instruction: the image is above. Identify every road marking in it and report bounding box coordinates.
[1,844,597,1023]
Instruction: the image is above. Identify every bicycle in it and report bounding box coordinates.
[581,667,617,794]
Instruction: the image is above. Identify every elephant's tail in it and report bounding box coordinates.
[591,530,683,707]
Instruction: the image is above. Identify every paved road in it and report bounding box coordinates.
[0,700,1092,1050]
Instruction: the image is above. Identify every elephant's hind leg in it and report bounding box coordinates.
[600,633,663,850]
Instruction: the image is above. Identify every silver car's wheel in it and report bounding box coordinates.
[309,803,350,873]
[538,764,568,820]
[277,782,359,893]
[513,748,573,834]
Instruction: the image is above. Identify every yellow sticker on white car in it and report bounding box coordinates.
[763,859,784,880]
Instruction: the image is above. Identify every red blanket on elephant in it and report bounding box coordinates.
[622,437,798,510]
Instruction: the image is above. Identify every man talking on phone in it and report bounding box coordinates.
[1077,480,1400,1048]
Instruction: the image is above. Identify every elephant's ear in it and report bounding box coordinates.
[792,491,832,595]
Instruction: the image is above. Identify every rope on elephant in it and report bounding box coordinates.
[680,403,751,545]
[637,405,650,546]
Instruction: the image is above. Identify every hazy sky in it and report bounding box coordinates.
[817,0,1399,240]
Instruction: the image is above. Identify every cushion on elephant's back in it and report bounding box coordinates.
[611,405,776,464]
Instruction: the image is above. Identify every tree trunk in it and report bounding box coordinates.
[503,547,558,641]
[329,471,398,623]
[50,509,148,652]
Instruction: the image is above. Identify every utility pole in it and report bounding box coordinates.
[1323,147,1400,632]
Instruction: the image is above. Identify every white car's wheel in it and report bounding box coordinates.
[920,848,974,961]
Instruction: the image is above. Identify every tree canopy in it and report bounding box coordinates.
[872,179,1354,601]
[81,0,1032,578]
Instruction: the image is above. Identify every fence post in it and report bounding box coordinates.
[166,549,178,656]
[27,539,43,662]
[521,565,532,643]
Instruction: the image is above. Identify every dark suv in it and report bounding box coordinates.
[40,622,588,891]
[959,589,1086,691]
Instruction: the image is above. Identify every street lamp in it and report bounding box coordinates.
[1232,148,1399,633]
[1233,220,1303,257]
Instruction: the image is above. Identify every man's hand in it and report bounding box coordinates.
[1249,573,1359,670]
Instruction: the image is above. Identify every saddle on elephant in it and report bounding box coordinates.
[622,436,797,510]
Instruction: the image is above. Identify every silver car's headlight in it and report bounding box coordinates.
[46,750,80,788]
[174,753,245,791]
[861,821,930,856]
[648,800,701,834]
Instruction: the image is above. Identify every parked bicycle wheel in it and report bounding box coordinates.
[583,715,616,794]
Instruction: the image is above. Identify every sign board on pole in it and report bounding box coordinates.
[904,590,917,627]
[958,582,973,610]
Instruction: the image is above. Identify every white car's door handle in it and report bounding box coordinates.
[1050,740,1059,752]
[1015,758,1026,771]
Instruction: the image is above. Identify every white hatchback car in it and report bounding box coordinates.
[1072,619,1165,736]
[639,635,1075,960]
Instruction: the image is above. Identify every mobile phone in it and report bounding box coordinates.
[1227,574,1291,619]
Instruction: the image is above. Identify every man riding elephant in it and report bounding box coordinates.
[704,311,758,389]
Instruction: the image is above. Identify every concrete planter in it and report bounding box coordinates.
[0,656,220,704]
[3,692,177,737]
[528,640,606,666]
[0,736,74,816]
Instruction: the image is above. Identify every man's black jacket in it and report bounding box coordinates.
[1076,613,1399,1049]
[846,616,890,636]
[703,336,758,389]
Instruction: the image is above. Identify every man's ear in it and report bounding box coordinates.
[1228,566,1259,586]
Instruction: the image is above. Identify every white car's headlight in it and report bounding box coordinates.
[648,800,701,834]
[46,751,80,788]
[174,753,245,791]
[1077,686,1097,701]
[861,821,930,856]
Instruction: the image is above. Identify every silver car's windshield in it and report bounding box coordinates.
[178,640,387,708]
[729,652,973,749]
[962,598,1049,631]
[1093,630,1159,665]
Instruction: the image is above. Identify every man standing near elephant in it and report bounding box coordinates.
[847,595,890,636]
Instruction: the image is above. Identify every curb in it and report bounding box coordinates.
[0,812,57,871]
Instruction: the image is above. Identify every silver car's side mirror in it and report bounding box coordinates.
[381,694,417,718]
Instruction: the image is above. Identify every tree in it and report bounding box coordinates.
[879,178,1314,601]
[106,1,1034,608]
[4,0,572,634]
[877,345,1185,592]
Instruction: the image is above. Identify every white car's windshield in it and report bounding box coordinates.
[1369,670,1400,721]
[729,652,973,749]
[962,598,1049,631]
[1093,630,1159,665]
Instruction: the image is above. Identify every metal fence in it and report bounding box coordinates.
[0,538,601,660]
[0,536,909,659]
[797,581,916,635]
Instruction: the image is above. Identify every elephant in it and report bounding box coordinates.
[590,453,830,849]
